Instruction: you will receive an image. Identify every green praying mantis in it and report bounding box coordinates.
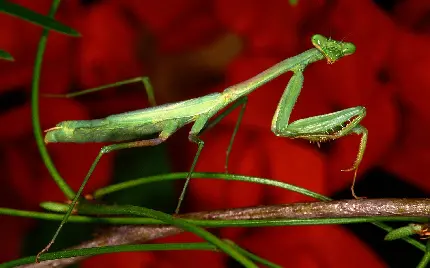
[39,34,367,258]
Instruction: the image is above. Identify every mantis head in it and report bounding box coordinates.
[311,34,356,64]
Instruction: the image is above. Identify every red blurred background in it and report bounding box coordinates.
[0,0,429,267]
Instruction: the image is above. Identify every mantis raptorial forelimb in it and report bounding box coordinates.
[271,71,367,198]
[39,34,362,260]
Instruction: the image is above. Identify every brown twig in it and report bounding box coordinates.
[20,198,430,267]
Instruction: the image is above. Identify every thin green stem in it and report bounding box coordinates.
[225,240,282,268]
[94,172,329,201]
[0,206,425,226]
[417,240,430,268]
[80,204,258,268]
[0,207,158,224]
[31,0,75,200]
[2,243,216,267]
[0,241,279,268]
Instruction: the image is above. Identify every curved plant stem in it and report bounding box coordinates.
[94,172,330,201]
[78,204,259,268]
[116,207,254,268]
[2,243,217,268]
[3,241,280,268]
[416,240,430,268]
[0,207,158,224]
[111,205,259,267]
[224,240,282,268]
[31,0,75,200]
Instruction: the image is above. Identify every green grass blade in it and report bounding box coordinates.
[31,0,75,199]
[7,205,256,266]
[94,172,330,201]
[90,205,258,268]
[225,240,282,268]
[0,243,218,267]
[0,207,160,224]
[1,240,280,267]
[0,1,80,36]
[417,240,430,268]
[0,49,13,61]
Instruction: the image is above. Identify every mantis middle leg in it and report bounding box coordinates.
[175,96,248,214]
[271,72,368,198]
[202,96,248,172]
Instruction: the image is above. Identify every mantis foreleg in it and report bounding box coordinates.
[271,72,368,198]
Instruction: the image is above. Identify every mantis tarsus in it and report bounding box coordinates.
[39,34,366,259]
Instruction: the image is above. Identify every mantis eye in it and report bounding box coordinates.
[342,43,356,56]
[311,34,327,47]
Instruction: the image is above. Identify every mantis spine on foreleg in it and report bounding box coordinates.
[38,34,361,260]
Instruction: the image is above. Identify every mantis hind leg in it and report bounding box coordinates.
[42,76,157,106]
[36,133,174,262]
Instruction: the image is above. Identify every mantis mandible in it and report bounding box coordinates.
[40,34,365,258]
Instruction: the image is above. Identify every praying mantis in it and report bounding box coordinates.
[40,34,367,258]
